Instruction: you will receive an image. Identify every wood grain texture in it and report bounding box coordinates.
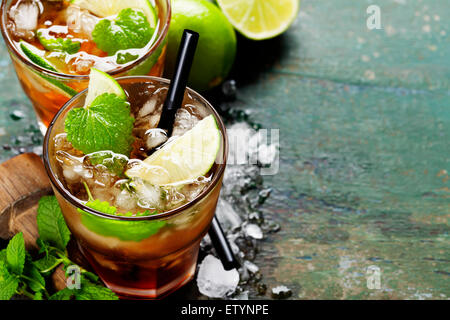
[0,153,52,246]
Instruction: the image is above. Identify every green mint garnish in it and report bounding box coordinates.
[88,151,128,177]
[65,93,135,156]
[116,51,139,64]
[0,195,119,300]
[6,232,25,276]
[37,32,81,54]
[37,196,71,252]
[78,185,164,241]
[0,258,19,300]
[92,8,153,57]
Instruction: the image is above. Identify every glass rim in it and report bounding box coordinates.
[43,75,229,222]
[0,0,171,80]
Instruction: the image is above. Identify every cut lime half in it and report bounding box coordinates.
[125,115,221,186]
[84,68,126,106]
[19,41,77,98]
[72,0,157,27]
[217,0,300,40]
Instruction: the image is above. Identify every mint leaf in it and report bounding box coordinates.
[34,254,61,274]
[49,287,74,300]
[38,32,81,54]
[37,196,71,251]
[33,291,44,300]
[23,255,46,293]
[65,93,135,156]
[85,199,118,215]
[0,260,19,300]
[92,8,153,56]
[6,232,25,275]
[117,52,139,64]
[79,200,165,241]
[75,283,119,300]
[87,151,128,177]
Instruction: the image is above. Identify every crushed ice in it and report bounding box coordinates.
[196,120,281,299]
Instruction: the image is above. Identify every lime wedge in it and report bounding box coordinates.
[72,0,157,27]
[217,0,300,40]
[85,68,126,106]
[125,115,221,186]
[19,41,78,98]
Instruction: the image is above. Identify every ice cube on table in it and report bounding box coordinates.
[271,285,292,299]
[215,199,242,232]
[244,223,263,239]
[196,255,239,298]
[10,0,41,38]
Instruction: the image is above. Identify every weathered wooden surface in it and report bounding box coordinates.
[0,153,67,290]
[0,0,449,299]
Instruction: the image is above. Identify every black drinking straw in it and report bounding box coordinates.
[158,30,239,271]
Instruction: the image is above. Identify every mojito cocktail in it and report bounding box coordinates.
[43,71,227,299]
[1,0,170,131]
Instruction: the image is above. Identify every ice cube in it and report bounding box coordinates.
[216,199,242,232]
[243,260,259,274]
[196,255,239,298]
[244,223,263,239]
[10,0,42,39]
[172,108,200,137]
[65,5,99,39]
[145,128,168,150]
[271,285,292,299]
[233,290,249,300]
[114,189,137,212]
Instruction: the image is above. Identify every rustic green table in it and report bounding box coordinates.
[0,0,448,299]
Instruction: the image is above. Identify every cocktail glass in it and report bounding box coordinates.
[43,76,228,299]
[0,0,171,132]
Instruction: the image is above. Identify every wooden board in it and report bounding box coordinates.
[0,153,73,291]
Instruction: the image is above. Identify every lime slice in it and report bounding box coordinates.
[125,115,221,186]
[85,68,126,106]
[217,0,299,40]
[19,41,78,98]
[72,0,157,27]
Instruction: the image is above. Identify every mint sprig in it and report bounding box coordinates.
[37,196,71,251]
[65,93,135,156]
[92,8,153,57]
[0,196,118,300]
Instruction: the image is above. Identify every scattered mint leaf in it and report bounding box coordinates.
[48,275,118,300]
[37,32,81,54]
[6,232,25,275]
[81,271,99,284]
[65,93,135,156]
[0,260,19,300]
[49,287,74,300]
[34,254,61,275]
[88,151,129,177]
[33,291,44,300]
[116,51,139,64]
[36,238,50,257]
[37,196,71,252]
[23,255,46,293]
[75,282,119,300]
[92,8,153,56]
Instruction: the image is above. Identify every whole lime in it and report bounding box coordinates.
[165,0,237,92]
